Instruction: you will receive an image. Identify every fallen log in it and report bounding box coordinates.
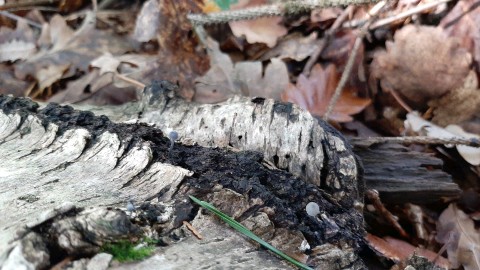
[0,81,456,269]
[0,88,365,269]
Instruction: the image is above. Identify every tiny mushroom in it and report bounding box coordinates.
[168,131,179,152]
[306,202,320,217]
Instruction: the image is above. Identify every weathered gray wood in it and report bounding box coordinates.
[77,81,363,208]
[0,104,192,254]
[354,143,460,204]
[77,81,459,205]
[0,93,365,270]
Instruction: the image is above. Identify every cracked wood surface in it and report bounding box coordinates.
[82,81,362,207]
[0,92,365,269]
[0,108,192,254]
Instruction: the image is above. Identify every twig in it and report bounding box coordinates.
[0,10,42,28]
[323,1,386,121]
[187,0,381,25]
[366,189,410,239]
[323,35,363,120]
[388,86,412,112]
[349,136,480,147]
[303,6,353,76]
[343,0,453,29]
[115,73,146,89]
[369,0,452,29]
[183,221,204,240]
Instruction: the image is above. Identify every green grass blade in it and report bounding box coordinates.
[189,195,313,270]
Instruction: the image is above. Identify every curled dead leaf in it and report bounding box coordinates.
[194,37,288,103]
[14,13,132,94]
[440,0,480,72]
[281,64,370,122]
[261,32,320,62]
[366,233,450,269]
[371,25,471,106]
[229,0,287,48]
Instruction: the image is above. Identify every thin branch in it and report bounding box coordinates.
[323,35,363,120]
[303,6,353,76]
[349,136,480,148]
[323,1,386,121]
[0,10,42,28]
[369,0,452,29]
[366,189,410,239]
[343,0,453,29]
[388,86,412,112]
[115,74,146,89]
[187,0,381,25]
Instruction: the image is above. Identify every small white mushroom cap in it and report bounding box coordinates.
[306,202,320,217]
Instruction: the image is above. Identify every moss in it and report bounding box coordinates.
[101,239,155,262]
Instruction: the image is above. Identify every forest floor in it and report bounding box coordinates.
[1,0,480,269]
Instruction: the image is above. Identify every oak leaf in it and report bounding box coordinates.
[194,37,288,103]
[281,64,370,122]
[229,0,287,48]
[366,233,450,269]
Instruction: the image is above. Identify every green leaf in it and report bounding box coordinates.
[189,195,313,270]
[215,0,238,10]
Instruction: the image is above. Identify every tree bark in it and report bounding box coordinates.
[0,88,365,269]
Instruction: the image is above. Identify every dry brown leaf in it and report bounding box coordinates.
[90,53,121,75]
[310,7,342,23]
[235,57,288,100]
[0,39,36,62]
[429,70,480,126]
[321,30,358,67]
[48,69,137,105]
[194,37,288,103]
[261,32,320,62]
[229,0,287,48]
[112,54,155,88]
[137,0,209,99]
[0,64,31,96]
[281,64,370,122]
[371,25,472,106]
[0,19,35,44]
[50,51,150,104]
[440,0,480,72]
[0,20,37,62]
[36,63,70,91]
[436,203,480,270]
[58,0,85,13]
[366,233,450,269]
[14,13,132,94]
[48,70,99,103]
[194,37,236,103]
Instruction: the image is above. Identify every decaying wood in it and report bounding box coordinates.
[0,92,365,269]
[354,143,460,204]
[80,81,459,204]
[81,81,363,208]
